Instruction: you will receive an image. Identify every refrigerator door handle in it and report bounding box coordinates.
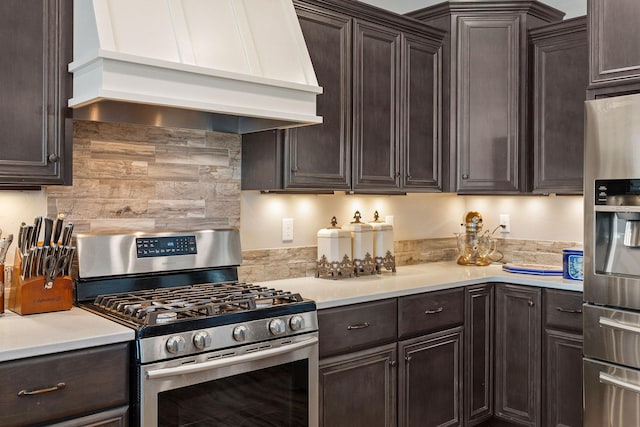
[599,372,640,394]
[599,316,640,335]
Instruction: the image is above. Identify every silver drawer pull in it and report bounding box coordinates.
[600,372,640,394]
[556,307,582,314]
[599,316,640,334]
[18,382,66,397]
[347,322,370,330]
[425,307,444,315]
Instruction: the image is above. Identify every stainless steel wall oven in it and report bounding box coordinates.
[74,229,318,427]
[584,94,640,427]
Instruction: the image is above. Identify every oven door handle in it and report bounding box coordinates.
[146,336,318,380]
[599,316,640,335]
[599,372,640,394]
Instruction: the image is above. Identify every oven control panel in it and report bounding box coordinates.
[136,235,197,257]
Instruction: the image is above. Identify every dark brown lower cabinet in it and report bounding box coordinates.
[0,343,130,426]
[494,284,542,427]
[544,330,583,427]
[398,327,463,427]
[543,288,583,427]
[465,284,494,426]
[319,343,397,427]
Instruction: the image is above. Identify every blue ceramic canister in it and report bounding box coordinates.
[562,248,583,281]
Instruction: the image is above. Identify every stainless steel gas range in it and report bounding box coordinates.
[74,229,319,427]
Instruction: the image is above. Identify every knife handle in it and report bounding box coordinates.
[52,216,63,246]
[43,217,53,249]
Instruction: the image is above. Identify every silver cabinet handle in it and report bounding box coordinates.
[146,337,318,380]
[599,316,640,334]
[556,307,582,314]
[347,322,370,330]
[600,372,640,394]
[425,307,444,315]
[18,382,66,396]
[528,300,535,307]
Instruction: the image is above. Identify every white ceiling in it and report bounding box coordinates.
[358,0,586,18]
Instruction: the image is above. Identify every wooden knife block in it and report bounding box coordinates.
[8,250,72,315]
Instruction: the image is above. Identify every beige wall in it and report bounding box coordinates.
[240,191,583,250]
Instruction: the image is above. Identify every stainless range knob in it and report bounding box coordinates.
[193,331,212,350]
[289,315,305,331]
[269,318,286,336]
[233,325,249,342]
[166,335,186,354]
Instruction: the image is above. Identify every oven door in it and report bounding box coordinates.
[140,333,319,427]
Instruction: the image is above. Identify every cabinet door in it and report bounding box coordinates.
[530,18,588,194]
[352,20,402,191]
[544,329,583,427]
[402,33,442,191]
[319,343,397,427]
[456,16,521,193]
[495,284,541,427]
[0,0,72,187]
[0,343,129,427]
[465,284,494,426]
[286,6,351,189]
[589,0,640,88]
[398,327,463,427]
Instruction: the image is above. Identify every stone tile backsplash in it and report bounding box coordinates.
[45,120,241,234]
[238,237,582,283]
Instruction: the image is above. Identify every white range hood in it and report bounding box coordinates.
[69,0,323,134]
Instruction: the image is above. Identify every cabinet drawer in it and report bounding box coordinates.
[318,299,397,358]
[398,288,464,338]
[545,289,583,333]
[0,343,130,427]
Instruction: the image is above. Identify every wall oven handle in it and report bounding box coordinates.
[599,372,640,394]
[146,336,318,380]
[599,316,640,335]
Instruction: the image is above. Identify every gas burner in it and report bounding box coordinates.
[91,282,304,326]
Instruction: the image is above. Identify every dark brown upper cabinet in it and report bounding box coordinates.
[588,0,640,96]
[408,1,564,194]
[242,0,443,194]
[529,17,588,195]
[0,0,72,188]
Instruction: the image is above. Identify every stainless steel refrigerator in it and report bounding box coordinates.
[584,93,640,427]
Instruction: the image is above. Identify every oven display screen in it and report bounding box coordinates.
[136,235,197,258]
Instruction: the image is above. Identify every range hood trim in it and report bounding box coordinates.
[69,52,323,129]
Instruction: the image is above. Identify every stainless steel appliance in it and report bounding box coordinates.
[583,93,640,427]
[74,229,319,427]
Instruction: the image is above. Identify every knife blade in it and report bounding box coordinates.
[0,234,13,264]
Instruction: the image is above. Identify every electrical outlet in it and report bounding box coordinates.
[385,215,394,226]
[499,214,510,233]
[282,218,294,241]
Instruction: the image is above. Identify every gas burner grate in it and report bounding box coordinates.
[92,282,303,326]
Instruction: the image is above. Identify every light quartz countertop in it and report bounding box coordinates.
[258,261,583,309]
[0,262,581,363]
[0,307,134,362]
